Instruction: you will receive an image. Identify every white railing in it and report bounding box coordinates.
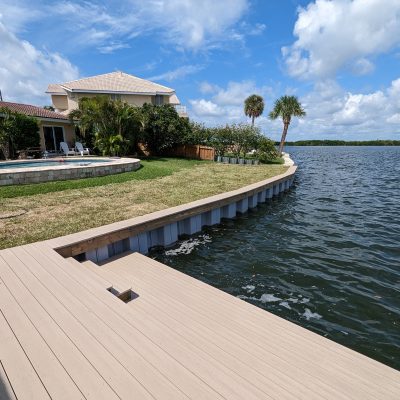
[174,105,187,115]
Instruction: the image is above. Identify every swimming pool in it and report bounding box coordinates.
[0,159,112,169]
[0,157,140,185]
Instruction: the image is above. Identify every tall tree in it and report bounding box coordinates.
[244,94,264,126]
[269,95,306,156]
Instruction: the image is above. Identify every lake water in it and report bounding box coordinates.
[151,146,400,370]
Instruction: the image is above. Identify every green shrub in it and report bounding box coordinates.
[0,108,40,159]
[141,104,190,154]
[256,136,280,163]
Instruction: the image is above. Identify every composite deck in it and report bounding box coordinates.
[0,242,399,399]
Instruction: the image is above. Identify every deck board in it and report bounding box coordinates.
[0,241,399,400]
[97,253,398,399]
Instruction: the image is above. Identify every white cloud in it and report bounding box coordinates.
[189,78,400,140]
[283,0,400,79]
[190,99,224,117]
[0,22,79,105]
[34,0,250,52]
[351,58,375,76]
[387,113,400,124]
[148,65,204,82]
[189,80,276,127]
[296,78,400,137]
[213,81,273,106]
[98,42,130,54]
[199,81,219,94]
[136,0,249,49]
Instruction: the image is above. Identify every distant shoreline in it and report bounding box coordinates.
[280,140,400,146]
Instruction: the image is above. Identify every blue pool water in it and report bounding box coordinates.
[0,159,112,169]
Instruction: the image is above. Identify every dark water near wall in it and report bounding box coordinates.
[151,146,400,370]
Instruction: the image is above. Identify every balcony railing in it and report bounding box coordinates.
[174,105,187,116]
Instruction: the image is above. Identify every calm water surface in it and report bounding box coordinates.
[151,146,400,370]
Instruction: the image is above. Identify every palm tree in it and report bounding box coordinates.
[269,95,306,156]
[244,94,264,126]
[69,96,142,156]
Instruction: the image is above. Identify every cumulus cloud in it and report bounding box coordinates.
[295,78,400,137]
[0,22,79,105]
[283,0,400,79]
[190,99,224,117]
[190,78,400,139]
[189,80,276,126]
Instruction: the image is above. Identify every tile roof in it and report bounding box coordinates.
[46,84,65,94]
[169,94,181,105]
[0,101,69,121]
[47,71,175,95]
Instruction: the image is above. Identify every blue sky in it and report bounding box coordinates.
[1,0,400,140]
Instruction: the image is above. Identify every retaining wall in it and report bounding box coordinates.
[0,158,140,185]
[51,164,297,264]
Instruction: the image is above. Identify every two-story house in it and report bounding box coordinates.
[46,71,187,117]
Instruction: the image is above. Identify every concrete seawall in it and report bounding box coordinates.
[50,161,297,263]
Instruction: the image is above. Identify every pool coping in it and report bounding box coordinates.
[0,157,141,185]
[0,157,138,174]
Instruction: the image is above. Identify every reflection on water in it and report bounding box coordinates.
[151,146,400,370]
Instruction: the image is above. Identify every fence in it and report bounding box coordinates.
[168,145,215,160]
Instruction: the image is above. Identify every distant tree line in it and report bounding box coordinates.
[283,140,400,146]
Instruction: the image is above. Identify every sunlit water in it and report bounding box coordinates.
[151,146,400,370]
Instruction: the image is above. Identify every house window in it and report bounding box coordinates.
[43,126,65,152]
[110,94,121,101]
[154,95,164,105]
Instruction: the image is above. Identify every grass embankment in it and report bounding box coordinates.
[0,158,287,249]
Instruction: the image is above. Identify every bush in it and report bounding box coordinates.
[210,126,234,156]
[141,104,190,154]
[230,123,261,158]
[255,136,280,163]
[0,108,40,159]
[184,121,214,146]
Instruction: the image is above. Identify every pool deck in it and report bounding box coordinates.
[1,166,399,399]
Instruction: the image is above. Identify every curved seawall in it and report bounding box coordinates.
[51,162,297,263]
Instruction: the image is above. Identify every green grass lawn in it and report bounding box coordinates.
[0,158,204,199]
[0,158,288,249]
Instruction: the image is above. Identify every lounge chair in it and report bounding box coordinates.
[75,142,90,156]
[60,142,76,156]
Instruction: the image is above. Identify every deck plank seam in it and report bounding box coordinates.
[23,244,229,400]
[0,271,87,400]
[99,259,383,400]
[7,249,159,400]
[135,254,400,382]
[0,252,122,400]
